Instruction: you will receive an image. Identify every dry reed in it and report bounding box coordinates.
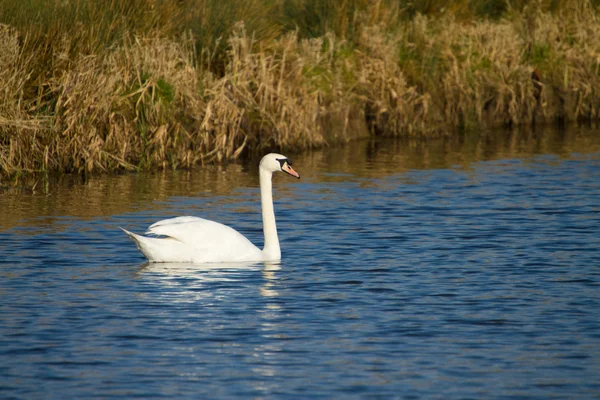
[1,0,599,179]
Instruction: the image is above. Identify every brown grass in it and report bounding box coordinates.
[1,1,600,179]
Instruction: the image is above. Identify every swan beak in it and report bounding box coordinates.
[282,164,300,179]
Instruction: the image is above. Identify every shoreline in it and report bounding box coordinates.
[3,124,599,193]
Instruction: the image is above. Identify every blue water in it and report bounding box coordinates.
[1,132,600,399]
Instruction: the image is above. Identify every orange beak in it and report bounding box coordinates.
[282,164,300,179]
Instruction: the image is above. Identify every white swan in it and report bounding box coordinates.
[122,153,300,263]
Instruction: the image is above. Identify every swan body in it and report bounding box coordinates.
[122,153,300,263]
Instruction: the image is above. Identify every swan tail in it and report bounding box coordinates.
[120,227,147,251]
[121,228,192,263]
[121,227,162,262]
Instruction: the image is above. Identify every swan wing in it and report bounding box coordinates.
[143,216,262,262]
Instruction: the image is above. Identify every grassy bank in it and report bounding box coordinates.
[1,0,599,178]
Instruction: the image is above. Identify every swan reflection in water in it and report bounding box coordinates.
[136,261,286,385]
[137,261,283,301]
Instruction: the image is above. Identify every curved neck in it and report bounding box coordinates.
[260,168,281,260]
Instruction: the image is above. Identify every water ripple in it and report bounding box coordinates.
[1,143,600,399]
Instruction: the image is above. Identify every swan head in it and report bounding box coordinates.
[260,153,300,179]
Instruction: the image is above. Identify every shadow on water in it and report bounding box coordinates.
[1,124,599,231]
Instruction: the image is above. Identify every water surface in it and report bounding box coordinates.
[1,126,599,399]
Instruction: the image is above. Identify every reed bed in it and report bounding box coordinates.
[1,0,599,178]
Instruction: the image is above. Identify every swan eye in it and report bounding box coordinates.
[277,158,291,168]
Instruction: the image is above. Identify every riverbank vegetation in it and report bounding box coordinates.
[1,0,599,178]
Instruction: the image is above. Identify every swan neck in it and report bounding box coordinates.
[260,168,280,260]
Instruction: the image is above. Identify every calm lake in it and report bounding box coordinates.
[1,126,599,399]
